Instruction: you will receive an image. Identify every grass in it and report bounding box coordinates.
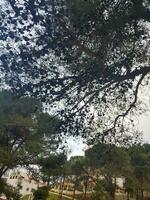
[22,192,137,200]
[21,195,30,200]
[48,192,71,200]
[21,192,72,200]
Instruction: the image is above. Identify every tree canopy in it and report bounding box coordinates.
[38,153,67,185]
[0,0,150,142]
[70,143,150,200]
[46,143,150,200]
[0,90,64,198]
[85,143,131,200]
[0,90,61,179]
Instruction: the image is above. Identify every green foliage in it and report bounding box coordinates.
[85,143,131,199]
[0,90,61,195]
[33,186,49,200]
[68,156,86,175]
[85,143,150,199]
[124,144,150,199]
[91,180,105,200]
[86,143,130,176]
[39,153,67,184]
[0,178,21,200]
[0,0,149,141]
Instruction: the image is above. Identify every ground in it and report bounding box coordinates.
[22,192,135,200]
[48,192,72,200]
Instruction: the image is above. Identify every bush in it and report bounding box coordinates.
[33,186,49,200]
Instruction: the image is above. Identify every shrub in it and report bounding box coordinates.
[33,186,49,200]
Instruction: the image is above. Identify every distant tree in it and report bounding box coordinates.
[39,153,67,186]
[68,156,87,200]
[91,180,105,200]
[124,176,138,200]
[85,143,131,200]
[54,156,83,200]
[128,144,150,200]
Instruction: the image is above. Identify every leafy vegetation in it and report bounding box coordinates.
[0,90,62,198]
[33,186,49,200]
[0,0,150,199]
[55,143,150,200]
[0,0,149,142]
[39,153,67,186]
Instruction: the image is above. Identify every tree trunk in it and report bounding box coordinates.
[110,190,115,200]
[136,189,138,200]
[141,189,144,200]
[136,188,144,200]
[127,191,130,200]
[136,189,140,200]
[83,185,87,200]
[47,176,50,186]
[72,185,76,200]
[0,166,9,178]
[83,177,88,200]
[58,175,65,200]
[110,177,116,200]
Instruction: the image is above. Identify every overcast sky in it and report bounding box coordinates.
[67,112,150,157]
[138,112,150,143]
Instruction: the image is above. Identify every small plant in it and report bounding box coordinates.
[33,186,49,200]
[91,181,105,200]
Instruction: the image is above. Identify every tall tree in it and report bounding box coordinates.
[0,0,149,141]
[128,144,150,200]
[68,156,88,200]
[0,90,61,194]
[38,153,67,186]
[85,143,131,200]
